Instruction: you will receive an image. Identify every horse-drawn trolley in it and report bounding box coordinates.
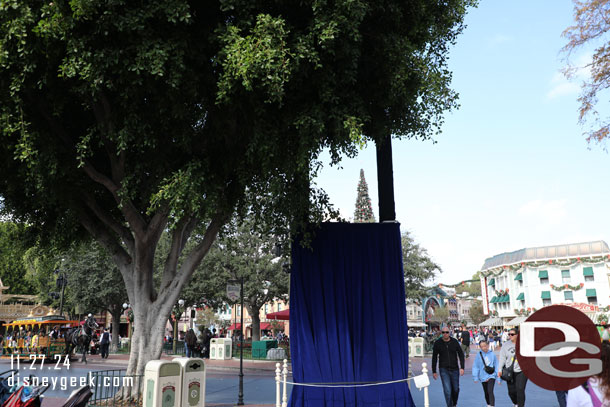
[1,315,78,360]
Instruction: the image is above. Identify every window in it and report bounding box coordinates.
[589,297,598,305]
[540,277,549,284]
[237,306,241,317]
[564,291,573,301]
[585,275,594,282]
[562,270,571,283]
[278,303,283,311]
[543,298,552,306]
[264,304,268,314]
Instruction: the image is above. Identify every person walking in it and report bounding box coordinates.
[498,327,527,407]
[459,326,471,358]
[185,328,197,358]
[99,328,110,359]
[473,339,501,407]
[567,341,610,406]
[432,326,465,407]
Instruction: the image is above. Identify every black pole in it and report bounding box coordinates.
[59,275,66,317]
[237,276,244,405]
[375,133,396,222]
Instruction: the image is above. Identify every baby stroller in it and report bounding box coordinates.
[3,380,49,407]
[0,370,17,405]
[61,386,92,407]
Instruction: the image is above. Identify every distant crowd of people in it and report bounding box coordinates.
[425,323,610,407]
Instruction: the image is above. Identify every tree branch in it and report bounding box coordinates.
[161,215,198,291]
[171,213,228,292]
[80,193,135,255]
[76,205,133,270]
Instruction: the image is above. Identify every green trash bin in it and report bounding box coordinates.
[252,340,277,359]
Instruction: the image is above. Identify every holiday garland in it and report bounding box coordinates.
[513,308,537,316]
[438,279,479,289]
[550,283,584,291]
[481,256,610,277]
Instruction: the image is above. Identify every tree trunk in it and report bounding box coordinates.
[110,306,122,352]
[247,304,261,342]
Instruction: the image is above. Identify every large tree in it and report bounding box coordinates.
[402,231,442,299]
[563,0,610,142]
[0,0,475,380]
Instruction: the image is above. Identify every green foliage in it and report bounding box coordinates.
[403,231,442,300]
[183,215,289,310]
[468,300,486,325]
[0,222,35,294]
[455,271,481,297]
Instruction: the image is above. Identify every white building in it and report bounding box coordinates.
[479,241,610,327]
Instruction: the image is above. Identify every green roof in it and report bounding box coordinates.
[514,273,523,281]
[488,278,495,286]
[516,293,525,301]
[583,267,594,277]
[541,291,551,299]
[539,270,548,279]
[586,288,597,297]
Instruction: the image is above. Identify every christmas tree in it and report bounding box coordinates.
[354,169,376,223]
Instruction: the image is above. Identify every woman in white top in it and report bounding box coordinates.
[567,341,610,406]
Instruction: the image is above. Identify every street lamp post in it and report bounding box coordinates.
[123,303,132,352]
[173,299,184,354]
[53,269,68,316]
[237,276,244,406]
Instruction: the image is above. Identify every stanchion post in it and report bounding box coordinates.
[421,362,429,407]
[275,363,281,407]
[281,359,288,407]
[408,360,412,391]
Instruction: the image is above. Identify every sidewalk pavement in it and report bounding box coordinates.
[83,352,286,372]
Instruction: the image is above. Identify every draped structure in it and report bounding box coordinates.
[289,223,415,407]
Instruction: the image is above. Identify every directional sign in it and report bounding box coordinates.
[226,284,240,302]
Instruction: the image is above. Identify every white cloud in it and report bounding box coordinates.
[546,53,591,100]
[518,199,568,225]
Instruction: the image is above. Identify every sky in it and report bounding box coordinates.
[314,0,610,285]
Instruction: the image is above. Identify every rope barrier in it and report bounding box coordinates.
[282,376,415,388]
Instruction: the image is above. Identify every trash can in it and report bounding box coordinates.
[173,357,206,407]
[144,360,182,407]
[210,338,232,360]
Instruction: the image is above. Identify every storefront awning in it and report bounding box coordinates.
[490,296,497,303]
[260,322,284,330]
[479,317,503,327]
[506,316,527,327]
[587,289,597,298]
[516,293,525,301]
[539,270,548,278]
[541,291,551,299]
[514,273,522,281]
[488,278,495,286]
[228,323,242,330]
[266,309,289,320]
[584,267,594,277]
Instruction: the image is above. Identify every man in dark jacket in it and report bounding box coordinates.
[459,326,470,358]
[432,327,465,407]
[99,328,110,359]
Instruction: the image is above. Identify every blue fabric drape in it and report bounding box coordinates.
[289,223,415,407]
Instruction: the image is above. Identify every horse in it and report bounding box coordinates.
[65,314,99,364]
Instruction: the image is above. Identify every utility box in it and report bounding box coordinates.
[210,338,232,360]
[173,358,206,407]
[252,340,277,359]
[144,360,182,407]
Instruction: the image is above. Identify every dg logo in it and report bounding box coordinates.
[516,305,602,391]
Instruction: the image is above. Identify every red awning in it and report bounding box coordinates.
[228,323,242,330]
[260,322,284,330]
[266,309,289,321]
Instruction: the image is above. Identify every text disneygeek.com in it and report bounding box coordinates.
[8,373,134,391]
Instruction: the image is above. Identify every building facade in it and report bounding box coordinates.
[480,240,610,326]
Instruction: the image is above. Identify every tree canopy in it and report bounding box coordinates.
[0,222,36,294]
[402,231,442,299]
[563,0,610,143]
[0,0,476,376]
